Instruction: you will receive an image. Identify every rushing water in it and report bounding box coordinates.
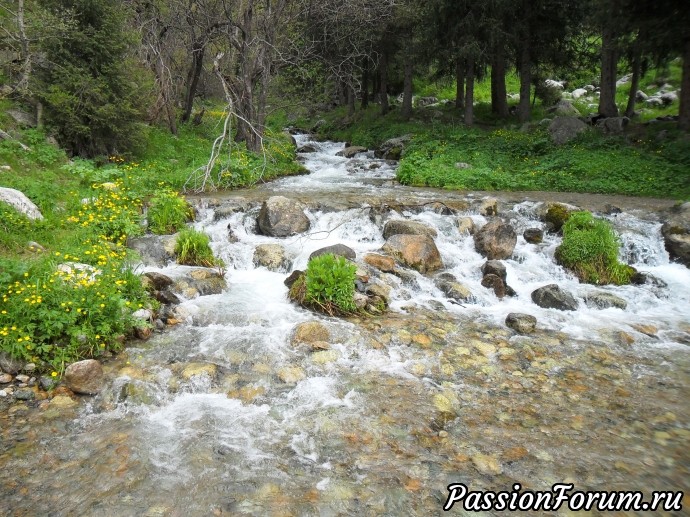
[1,135,689,516]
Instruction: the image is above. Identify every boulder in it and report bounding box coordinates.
[336,146,367,158]
[479,197,498,216]
[661,203,690,268]
[635,90,649,102]
[457,217,476,235]
[284,270,304,288]
[584,292,628,310]
[7,109,36,127]
[549,99,581,117]
[127,235,176,267]
[364,253,396,272]
[0,352,24,375]
[538,202,579,232]
[365,281,392,305]
[382,234,443,273]
[523,228,544,244]
[481,260,507,282]
[253,243,291,272]
[474,219,517,260]
[505,313,537,334]
[172,270,227,297]
[548,116,588,145]
[309,244,356,261]
[257,196,310,237]
[435,274,473,302]
[571,88,588,100]
[291,321,330,344]
[660,91,678,106]
[531,284,578,311]
[297,144,317,153]
[597,117,629,134]
[142,271,174,291]
[481,274,507,298]
[382,220,437,240]
[64,359,104,395]
[375,135,411,161]
[0,187,43,220]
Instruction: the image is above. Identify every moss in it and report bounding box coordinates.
[544,204,572,232]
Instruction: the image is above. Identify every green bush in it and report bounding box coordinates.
[555,211,634,285]
[303,253,357,315]
[174,227,222,268]
[147,188,193,235]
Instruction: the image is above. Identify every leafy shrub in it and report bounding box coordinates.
[147,188,193,234]
[174,228,222,268]
[555,211,634,285]
[302,253,357,315]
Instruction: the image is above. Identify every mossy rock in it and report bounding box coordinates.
[544,204,572,232]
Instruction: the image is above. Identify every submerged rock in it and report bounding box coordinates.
[531,284,578,311]
[64,360,104,395]
[523,228,544,244]
[505,313,537,334]
[257,196,310,237]
[382,234,443,273]
[584,292,628,310]
[457,217,476,235]
[291,321,330,345]
[474,219,517,260]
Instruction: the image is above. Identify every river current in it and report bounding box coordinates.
[1,135,688,516]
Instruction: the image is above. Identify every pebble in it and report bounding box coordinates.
[472,453,502,475]
[23,363,36,372]
[14,388,35,400]
[0,389,7,397]
[0,373,12,384]
[15,374,30,383]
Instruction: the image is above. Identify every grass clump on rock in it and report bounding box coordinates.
[289,254,357,316]
[147,188,194,235]
[174,227,223,268]
[555,211,634,285]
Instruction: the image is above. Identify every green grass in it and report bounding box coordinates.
[289,254,358,316]
[174,227,222,268]
[147,188,193,235]
[555,211,635,285]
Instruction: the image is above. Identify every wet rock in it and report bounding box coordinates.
[277,366,306,384]
[14,388,35,401]
[472,453,503,475]
[309,244,356,261]
[661,203,690,268]
[523,228,544,244]
[364,253,396,272]
[584,292,628,310]
[382,234,443,273]
[548,116,588,145]
[134,325,153,340]
[457,217,476,235]
[481,274,507,298]
[365,281,391,304]
[181,362,218,380]
[479,197,498,216]
[257,196,310,237]
[435,277,473,302]
[632,324,657,337]
[292,321,330,344]
[630,271,667,288]
[474,219,517,260]
[127,235,176,267]
[284,270,304,288]
[172,272,226,297]
[506,313,537,334]
[375,135,411,160]
[0,187,43,220]
[155,289,181,305]
[0,353,23,375]
[531,284,578,311]
[64,359,104,395]
[297,144,317,153]
[538,202,579,232]
[50,395,78,408]
[142,271,174,291]
[336,146,367,158]
[311,350,341,364]
[382,220,437,240]
[253,243,291,272]
[481,260,507,282]
[227,227,239,243]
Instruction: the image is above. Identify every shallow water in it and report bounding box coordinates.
[1,135,689,516]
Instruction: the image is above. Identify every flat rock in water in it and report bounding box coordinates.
[257,196,310,237]
[382,220,437,240]
[506,313,537,334]
[584,292,627,310]
[254,243,291,272]
[382,234,443,274]
[531,284,578,311]
[292,321,330,344]
[523,228,544,244]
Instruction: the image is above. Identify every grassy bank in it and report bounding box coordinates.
[0,105,303,374]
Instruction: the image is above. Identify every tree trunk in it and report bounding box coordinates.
[679,38,690,131]
[464,57,475,126]
[16,0,31,93]
[401,58,413,120]
[361,59,369,109]
[598,25,619,117]
[518,43,531,123]
[182,41,205,123]
[347,84,356,117]
[625,41,641,118]
[380,50,389,115]
[455,58,465,110]
[491,46,509,118]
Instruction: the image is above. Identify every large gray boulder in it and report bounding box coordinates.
[550,99,581,117]
[0,187,43,220]
[127,235,176,267]
[375,135,412,161]
[64,359,104,395]
[382,234,443,273]
[474,219,517,260]
[309,244,356,261]
[661,202,690,268]
[531,284,578,311]
[383,220,438,240]
[257,196,310,237]
[548,116,588,145]
[597,117,629,134]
